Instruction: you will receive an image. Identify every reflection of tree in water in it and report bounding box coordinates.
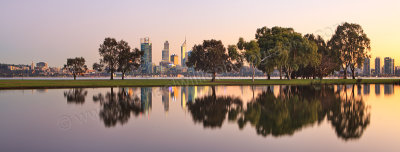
[63,88,88,104]
[187,86,243,128]
[326,85,370,141]
[238,86,322,137]
[92,88,142,127]
[187,85,371,141]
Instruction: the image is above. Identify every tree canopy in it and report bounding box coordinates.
[63,57,87,80]
[328,22,371,79]
[255,27,319,79]
[237,38,261,82]
[96,38,142,80]
[186,39,243,82]
[98,37,119,80]
[117,40,142,80]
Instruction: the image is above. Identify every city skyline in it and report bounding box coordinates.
[1,0,399,67]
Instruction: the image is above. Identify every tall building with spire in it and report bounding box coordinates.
[162,41,169,62]
[181,38,187,67]
[140,37,152,74]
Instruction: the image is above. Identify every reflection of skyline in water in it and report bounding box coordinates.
[59,84,400,140]
[3,84,400,152]
[141,87,152,114]
[384,84,394,95]
[375,84,381,95]
[364,84,370,95]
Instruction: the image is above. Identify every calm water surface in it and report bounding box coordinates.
[1,85,399,152]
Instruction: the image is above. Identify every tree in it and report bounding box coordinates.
[92,62,104,72]
[283,32,318,79]
[328,22,371,79]
[304,34,339,79]
[63,57,88,80]
[237,38,261,82]
[186,39,243,82]
[98,37,119,80]
[117,40,142,80]
[255,27,318,80]
[255,27,280,79]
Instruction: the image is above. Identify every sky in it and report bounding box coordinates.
[0,0,399,68]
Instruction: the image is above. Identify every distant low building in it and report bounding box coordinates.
[36,62,48,71]
[396,66,400,76]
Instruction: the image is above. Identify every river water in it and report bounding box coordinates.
[0,84,399,152]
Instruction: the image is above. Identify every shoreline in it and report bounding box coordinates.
[1,79,400,90]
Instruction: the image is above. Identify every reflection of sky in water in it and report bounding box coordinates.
[0,85,399,152]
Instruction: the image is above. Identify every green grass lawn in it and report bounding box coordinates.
[0,78,399,89]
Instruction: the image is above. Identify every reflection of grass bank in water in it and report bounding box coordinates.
[1,79,400,89]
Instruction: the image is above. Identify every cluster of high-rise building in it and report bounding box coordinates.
[139,37,192,75]
[365,57,398,76]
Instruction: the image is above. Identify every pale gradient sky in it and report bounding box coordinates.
[0,0,399,68]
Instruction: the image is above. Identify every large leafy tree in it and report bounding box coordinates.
[98,37,119,80]
[117,40,142,80]
[284,32,318,79]
[255,27,281,79]
[255,27,318,80]
[328,22,371,79]
[294,34,339,79]
[237,38,261,82]
[63,57,88,80]
[186,39,243,82]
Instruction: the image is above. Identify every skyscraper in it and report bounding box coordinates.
[162,41,169,62]
[140,37,152,74]
[363,58,370,76]
[171,54,178,65]
[384,57,394,75]
[181,38,186,66]
[375,57,381,75]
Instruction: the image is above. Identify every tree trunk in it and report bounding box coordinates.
[252,65,255,82]
[122,72,125,80]
[286,67,291,80]
[73,73,76,80]
[343,66,347,79]
[211,72,216,82]
[267,73,271,80]
[279,66,282,80]
[110,69,114,80]
[351,68,356,79]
